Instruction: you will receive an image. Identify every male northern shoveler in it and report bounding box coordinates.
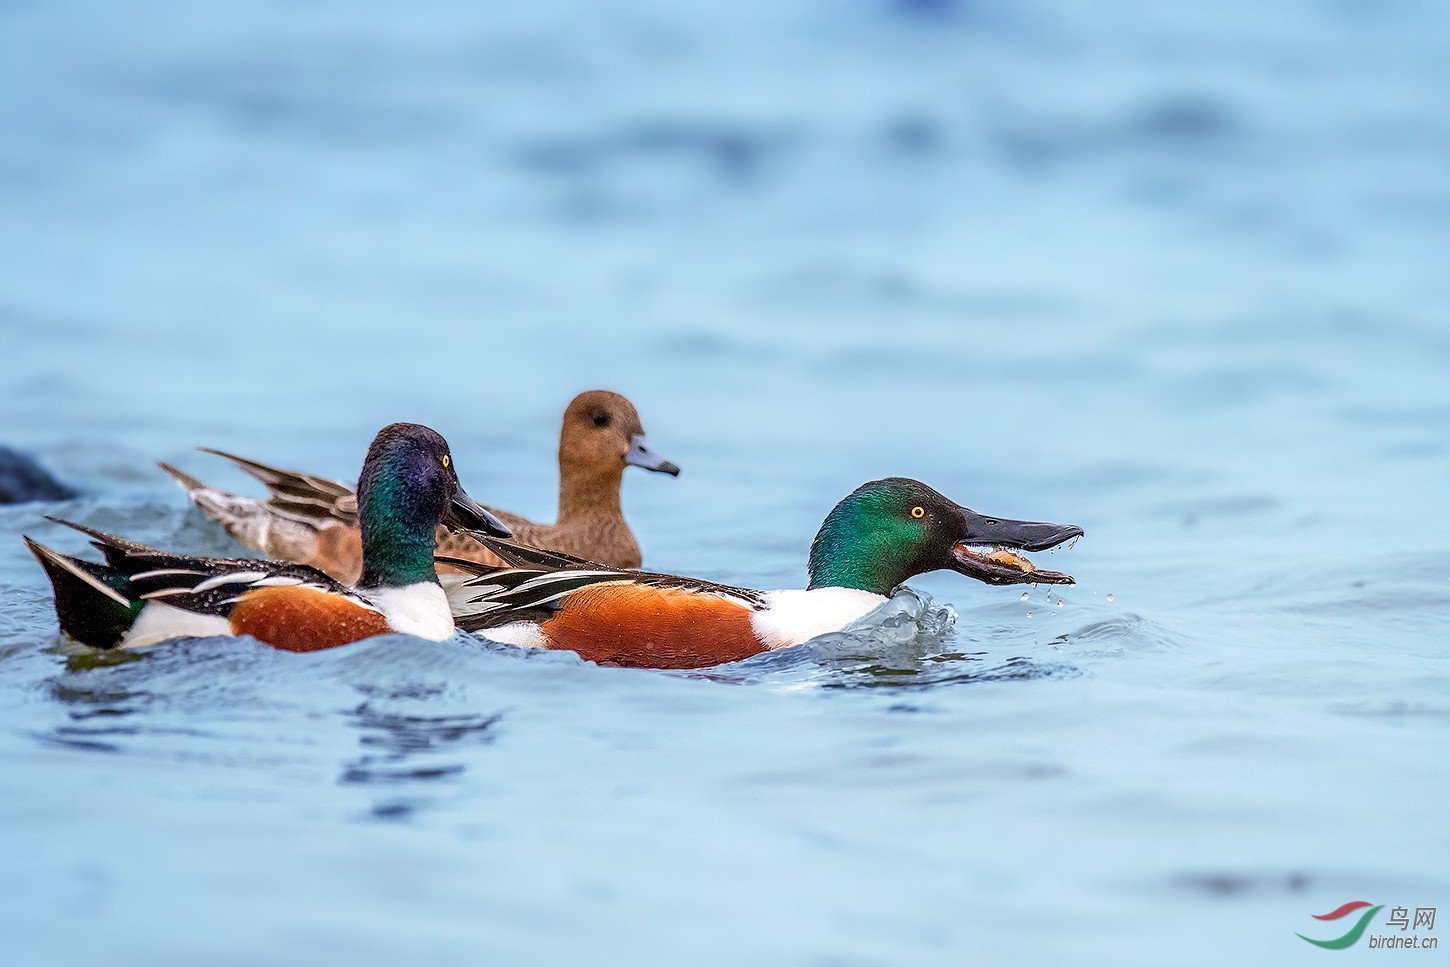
[26,424,511,652]
[442,477,1083,669]
[159,390,678,584]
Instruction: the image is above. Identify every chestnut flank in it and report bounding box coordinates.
[543,583,764,669]
[229,585,390,652]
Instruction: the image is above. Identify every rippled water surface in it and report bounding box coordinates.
[2,1,1448,963]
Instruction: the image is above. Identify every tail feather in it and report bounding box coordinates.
[44,516,172,571]
[25,537,141,649]
[159,460,332,563]
[197,448,356,515]
[157,461,206,494]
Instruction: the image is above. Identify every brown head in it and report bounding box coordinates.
[557,391,679,519]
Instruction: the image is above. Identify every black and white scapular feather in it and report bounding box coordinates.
[438,532,766,631]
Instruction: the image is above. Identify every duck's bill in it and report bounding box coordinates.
[949,510,1083,586]
[624,434,680,476]
[444,491,512,538]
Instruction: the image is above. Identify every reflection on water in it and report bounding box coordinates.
[342,705,499,784]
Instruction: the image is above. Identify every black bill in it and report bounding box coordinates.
[444,491,512,538]
[948,510,1083,586]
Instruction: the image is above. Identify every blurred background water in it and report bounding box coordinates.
[1,0,1448,963]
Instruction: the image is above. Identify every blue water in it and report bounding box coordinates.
[2,0,1448,963]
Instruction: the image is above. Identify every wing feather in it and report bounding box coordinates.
[438,535,765,633]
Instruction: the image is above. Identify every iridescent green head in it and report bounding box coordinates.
[806,477,1083,596]
[356,423,510,589]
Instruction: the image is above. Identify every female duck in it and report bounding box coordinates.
[160,390,677,583]
[444,477,1083,669]
[27,424,511,651]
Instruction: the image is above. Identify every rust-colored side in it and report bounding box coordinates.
[228,585,390,652]
[542,583,765,669]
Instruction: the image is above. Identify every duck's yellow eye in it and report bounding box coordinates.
[911,506,925,519]
[441,454,450,468]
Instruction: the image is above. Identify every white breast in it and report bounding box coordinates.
[365,582,455,641]
[750,588,889,650]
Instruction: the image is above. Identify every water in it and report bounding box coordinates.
[2,0,1448,963]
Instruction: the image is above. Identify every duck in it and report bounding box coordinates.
[25,423,512,652]
[442,477,1083,669]
[0,445,77,504]
[159,390,678,585]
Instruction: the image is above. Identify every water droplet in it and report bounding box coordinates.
[1031,582,1038,589]
[1056,599,1064,607]
[1025,611,1032,617]
[1021,592,1028,600]
[1106,593,1114,602]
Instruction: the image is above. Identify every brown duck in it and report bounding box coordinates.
[160,391,679,585]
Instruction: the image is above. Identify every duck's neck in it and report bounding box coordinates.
[556,462,625,524]
[357,469,439,590]
[806,505,914,597]
[806,554,898,597]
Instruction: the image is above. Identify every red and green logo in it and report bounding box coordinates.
[1297,901,1383,949]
